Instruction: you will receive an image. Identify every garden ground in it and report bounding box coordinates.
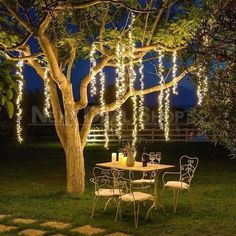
[0,139,235,236]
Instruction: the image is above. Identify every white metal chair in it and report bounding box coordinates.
[132,152,161,191]
[90,167,124,218]
[162,155,199,213]
[115,170,155,228]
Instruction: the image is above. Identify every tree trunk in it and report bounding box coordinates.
[65,141,85,194]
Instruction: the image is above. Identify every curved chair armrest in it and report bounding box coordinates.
[162,172,180,185]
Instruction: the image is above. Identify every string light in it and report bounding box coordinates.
[90,43,97,97]
[104,112,109,149]
[164,88,170,141]
[172,51,178,95]
[115,42,125,139]
[138,60,144,130]
[128,12,139,153]
[157,50,171,141]
[197,67,208,106]
[16,60,24,143]
[157,50,164,130]
[99,69,109,148]
[44,67,50,117]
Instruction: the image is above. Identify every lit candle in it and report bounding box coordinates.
[118,153,127,166]
[112,153,117,163]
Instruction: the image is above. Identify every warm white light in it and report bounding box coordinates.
[99,69,109,148]
[115,42,125,139]
[157,50,164,130]
[128,12,138,153]
[16,60,24,143]
[138,60,144,130]
[164,88,170,141]
[90,43,97,97]
[104,112,109,149]
[197,67,208,106]
[44,67,50,117]
[172,51,178,95]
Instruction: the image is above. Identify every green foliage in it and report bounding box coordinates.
[0,58,19,118]
[189,0,236,154]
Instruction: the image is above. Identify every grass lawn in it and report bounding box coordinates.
[0,139,236,235]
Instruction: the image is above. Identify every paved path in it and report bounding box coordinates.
[0,214,131,236]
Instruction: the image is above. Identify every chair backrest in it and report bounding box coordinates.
[179,155,199,186]
[91,167,115,190]
[149,152,162,164]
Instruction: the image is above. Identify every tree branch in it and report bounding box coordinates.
[66,46,76,81]
[1,0,33,33]
[75,56,111,110]
[56,0,173,14]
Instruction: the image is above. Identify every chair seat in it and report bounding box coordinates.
[95,188,122,197]
[164,181,189,190]
[119,192,154,202]
[132,179,155,184]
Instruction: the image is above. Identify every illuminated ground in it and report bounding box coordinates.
[0,140,235,235]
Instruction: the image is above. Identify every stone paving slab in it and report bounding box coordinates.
[40,221,71,230]
[0,224,17,232]
[0,214,11,220]
[106,232,131,236]
[106,233,131,236]
[71,225,106,235]
[50,234,67,236]
[12,218,37,225]
[19,229,47,236]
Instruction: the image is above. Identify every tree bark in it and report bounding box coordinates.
[65,136,85,194]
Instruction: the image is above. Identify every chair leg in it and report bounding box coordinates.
[104,197,113,212]
[136,203,140,228]
[115,200,121,222]
[90,196,99,218]
[133,202,138,228]
[145,201,155,220]
[173,190,180,213]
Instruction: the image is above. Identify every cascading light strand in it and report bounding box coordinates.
[157,50,164,130]
[99,69,109,148]
[16,60,24,143]
[115,42,125,139]
[164,88,170,141]
[128,12,138,152]
[197,67,208,106]
[90,43,97,97]
[138,60,144,130]
[104,112,109,149]
[44,67,51,117]
[172,51,178,95]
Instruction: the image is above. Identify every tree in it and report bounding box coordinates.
[0,0,204,194]
[0,58,19,118]
[189,0,236,155]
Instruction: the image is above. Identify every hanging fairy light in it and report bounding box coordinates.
[115,42,125,139]
[104,112,109,149]
[138,60,144,130]
[90,43,97,97]
[16,60,24,143]
[44,67,50,117]
[128,12,139,152]
[99,69,109,148]
[172,51,178,95]
[197,67,208,106]
[164,88,170,141]
[157,50,164,130]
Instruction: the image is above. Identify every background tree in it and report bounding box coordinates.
[189,0,236,155]
[0,0,206,194]
[0,58,19,119]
